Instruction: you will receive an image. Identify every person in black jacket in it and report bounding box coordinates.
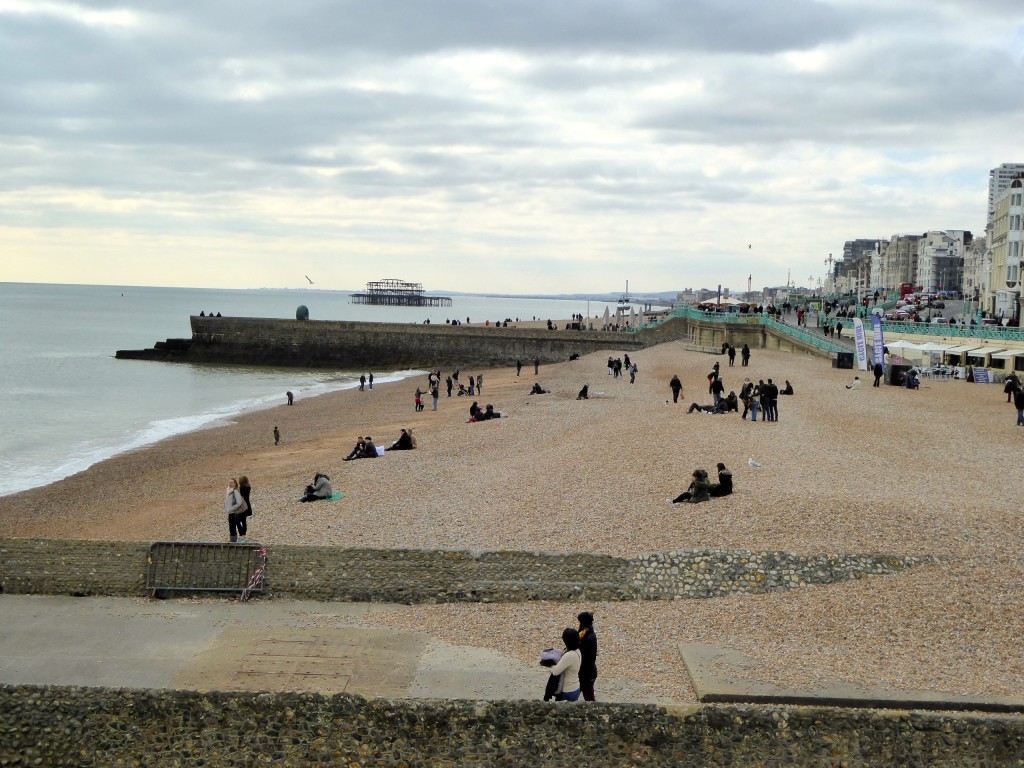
[873,361,884,387]
[709,463,733,497]
[577,611,598,702]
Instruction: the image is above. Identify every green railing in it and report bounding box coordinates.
[877,321,1024,342]
[764,317,848,353]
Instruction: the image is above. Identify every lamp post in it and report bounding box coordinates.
[824,253,835,298]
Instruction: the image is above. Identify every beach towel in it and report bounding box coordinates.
[327,491,346,501]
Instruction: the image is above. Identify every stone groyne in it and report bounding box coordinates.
[3,685,1021,767]
[0,538,934,602]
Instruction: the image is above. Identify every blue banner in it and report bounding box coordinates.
[871,313,885,366]
[853,318,868,370]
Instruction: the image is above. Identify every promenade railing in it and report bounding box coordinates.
[876,321,1024,343]
[764,317,847,354]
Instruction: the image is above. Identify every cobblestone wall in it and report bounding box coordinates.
[1,685,1020,767]
[0,539,933,602]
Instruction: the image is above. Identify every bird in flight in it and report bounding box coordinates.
[305,275,314,284]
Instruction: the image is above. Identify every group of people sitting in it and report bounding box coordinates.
[468,402,501,422]
[670,463,733,504]
[342,428,418,461]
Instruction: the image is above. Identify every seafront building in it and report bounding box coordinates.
[987,177,1024,321]
[833,164,1023,309]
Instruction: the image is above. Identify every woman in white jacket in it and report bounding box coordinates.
[225,478,247,542]
[546,627,583,702]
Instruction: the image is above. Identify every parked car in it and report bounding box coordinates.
[930,300,945,309]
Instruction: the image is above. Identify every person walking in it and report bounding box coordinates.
[359,374,366,391]
[273,426,280,446]
[629,362,638,384]
[534,356,540,375]
[516,360,522,377]
[225,478,247,543]
[476,374,483,394]
[669,375,683,403]
[577,612,598,702]
[368,372,374,390]
[727,345,736,366]
[431,384,439,411]
[873,361,884,387]
[1015,386,1024,426]
[446,376,453,397]
[741,344,750,366]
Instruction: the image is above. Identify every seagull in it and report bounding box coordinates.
[748,457,762,468]
[305,275,314,284]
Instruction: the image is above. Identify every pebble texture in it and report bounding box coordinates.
[2,684,1023,767]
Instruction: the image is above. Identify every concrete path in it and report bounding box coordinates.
[0,595,655,703]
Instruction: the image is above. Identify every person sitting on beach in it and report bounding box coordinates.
[904,368,920,390]
[670,469,712,503]
[356,436,378,458]
[529,383,550,395]
[386,429,415,451]
[708,463,733,497]
[299,472,332,502]
[342,437,365,461]
[469,401,481,420]
[577,384,589,400]
[846,376,861,390]
[781,380,794,395]
[723,391,739,412]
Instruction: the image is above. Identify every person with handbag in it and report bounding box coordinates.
[225,478,247,543]
[541,627,583,702]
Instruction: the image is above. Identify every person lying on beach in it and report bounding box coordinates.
[386,429,415,451]
[670,469,711,503]
[687,401,729,414]
[529,383,550,395]
[576,384,589,400]
[298,472,332,502]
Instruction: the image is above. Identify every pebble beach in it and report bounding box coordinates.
[1,330,1020,705]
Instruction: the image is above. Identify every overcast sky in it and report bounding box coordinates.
[1,1,1022,295]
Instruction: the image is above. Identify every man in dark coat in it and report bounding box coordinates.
[709,463,733,496]
[873,361,884,387]
[741,344,750,366]
[577,611,598,702]
[669,375,683,403]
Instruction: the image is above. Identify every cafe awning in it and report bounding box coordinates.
[943,344,982,354]
[989,349,1024,359]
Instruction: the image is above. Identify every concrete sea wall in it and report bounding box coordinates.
[2,685,1021,767]
[0,538,934,602]
[115,314,825,369]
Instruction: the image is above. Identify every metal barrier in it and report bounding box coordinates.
[764,317,848,354]
[146,541,267,596]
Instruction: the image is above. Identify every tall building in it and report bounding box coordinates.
[987,163,1024,230]
[837,239,878,295]
[987,178,1024,320]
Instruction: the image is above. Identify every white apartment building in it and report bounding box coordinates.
[987,178,1024,320]
[917,230,968,293]
[879,234,921,290]
[962,235,989,304]
[988,163,1024,230]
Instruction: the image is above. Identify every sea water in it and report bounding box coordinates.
[0,283,602,497]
